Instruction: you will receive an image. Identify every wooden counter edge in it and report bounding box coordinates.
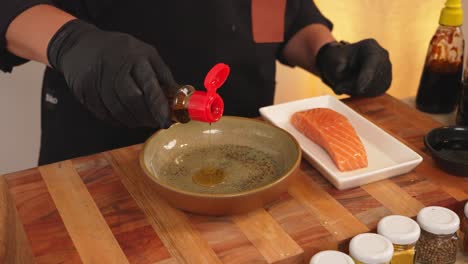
[0,177,35,263]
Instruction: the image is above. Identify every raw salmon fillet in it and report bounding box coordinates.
[290,108,368,172]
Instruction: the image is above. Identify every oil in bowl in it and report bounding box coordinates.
[192,167,226,187]
[155,144,282,194]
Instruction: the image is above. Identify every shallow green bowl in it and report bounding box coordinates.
[140,116,301,215]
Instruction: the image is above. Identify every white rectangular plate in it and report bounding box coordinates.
[259,95,423,190]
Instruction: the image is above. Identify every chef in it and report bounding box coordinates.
[1,1,392,165]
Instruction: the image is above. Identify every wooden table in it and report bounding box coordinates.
[1,94,467,264]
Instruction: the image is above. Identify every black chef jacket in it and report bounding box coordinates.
[0,0,332,165]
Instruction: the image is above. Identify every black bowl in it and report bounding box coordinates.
[424,126,468,177]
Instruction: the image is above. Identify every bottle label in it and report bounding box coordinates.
[426,27,463,69]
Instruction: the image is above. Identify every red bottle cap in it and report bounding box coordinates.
[188,63,230,123]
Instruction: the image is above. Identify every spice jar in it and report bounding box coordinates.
[171,63,230,124]
[463,201,468,253]
[415,206,460,264]
[378,215,421,264]
[349,233,394,264]
[309,250,354,264]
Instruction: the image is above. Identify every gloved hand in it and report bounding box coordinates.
[47,19,178,128]
[316,39,392,97]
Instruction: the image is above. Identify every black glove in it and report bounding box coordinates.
[47,19,178,128]
[316,39,392,97]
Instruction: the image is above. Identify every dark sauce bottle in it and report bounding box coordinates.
[416,60,462,113]
[457,47,468,125]
[457,81,468,125]
[416,0,464,114]
[171,85,196,124]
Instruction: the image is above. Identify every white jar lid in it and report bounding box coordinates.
[417,206,460,235]
[349,233,394,263]
[465,201,468,218]
[310,250,354,264]
[377,215,421,245]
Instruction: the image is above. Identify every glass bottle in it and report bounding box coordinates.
[456,68,468,124]
[170,63,229,124]
[309,250,354,264]
[377,215,421,264]
[349,233,394,264]
[457,36,468,124]
[415,206,460,264]
[416,0,464,114]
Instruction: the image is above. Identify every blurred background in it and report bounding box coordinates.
[276,0,451,102]
[0,0,461,173]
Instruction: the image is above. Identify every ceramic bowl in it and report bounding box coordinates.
[140,116,301,215]
[424,126,468,177]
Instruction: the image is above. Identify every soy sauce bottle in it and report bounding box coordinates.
[457,46,468,125]
[416,0,464,114]
[458,75,468,125]
[171,63,230,124]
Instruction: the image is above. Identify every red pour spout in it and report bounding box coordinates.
[187,63,230,123]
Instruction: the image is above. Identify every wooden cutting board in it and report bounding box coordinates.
[1,94,467,264]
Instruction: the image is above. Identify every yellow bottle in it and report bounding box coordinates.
[378,215,421,264]
[349,233,394,264]
[416,0,464,114]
